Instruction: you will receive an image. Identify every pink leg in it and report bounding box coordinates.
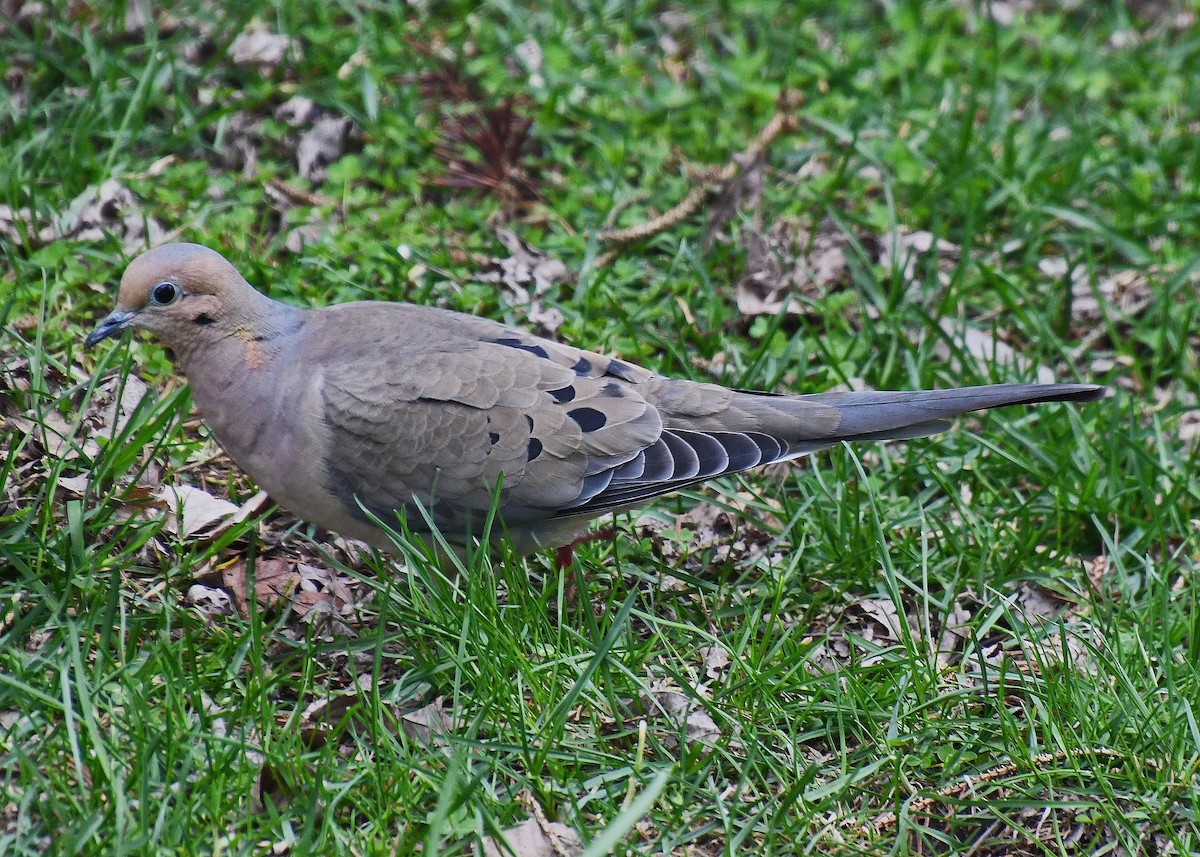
[554,527,616,570]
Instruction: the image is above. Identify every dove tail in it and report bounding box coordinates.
[785,383,1106,444]
[557,382,1105,516]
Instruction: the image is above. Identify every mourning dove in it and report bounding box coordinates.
[86,243,1104,559]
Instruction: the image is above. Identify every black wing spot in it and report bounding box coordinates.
[572,357,593,375]
[193,312,215,326]
[602,381,624,397]
[493,336,548,359]
[606,359,637,381]
[527,438,543,460]
[525,414,534,431]
[548,385,576,403]
[488,432,500,445]
[569,407,607,432]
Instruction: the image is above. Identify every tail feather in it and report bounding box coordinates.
[796,383,1105,440]
[557,382,1105,517]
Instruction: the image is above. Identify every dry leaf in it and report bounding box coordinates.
[736,218,849,318]
[852,597,908,645]
[274,95,319,127]
[185,583,235,618]
[297,115,356,183]
[201,489,273,543]
[936,598,974,669]
[208,110,261,177]
[156,483,238,538]
[84,375,149,443]
[250,762,305,815]
[1011,582,1064,621]
[219,556,354,621]
[877,228,959,287]
[641,681,722,749]
[54,179,165,251]
[698,644,731,679]
[222,556,295,616]
[704,151,763,249]
[479,817,582,857]
[229,22,297,72]
[56,474,90,496]
[476,229,569,333]
[935,318,1055,384]
[400,696,455,745]
[1178,410,1200,445]
[1,180,164,252]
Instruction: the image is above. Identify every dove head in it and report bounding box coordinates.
[85,243,282,356]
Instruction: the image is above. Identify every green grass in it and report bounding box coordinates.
[3,1,1199,853]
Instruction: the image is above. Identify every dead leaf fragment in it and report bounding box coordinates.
[736,218,850,318]
[219,556,355,622]
[229,22,298,72]
[1,180,166,252]
[399,696,455,745]
[877,228,959,288]
[1178,410,1200,445]
[297,115,356,183]
[156,483,238,539]
[698,644,731,679]
[479,816,582,857]
[476,229,569,333]
[274,95,319,127]
[185,584,235,618]
[641,681,722,749]
[935,318,1055,384]
[84,375,150,444]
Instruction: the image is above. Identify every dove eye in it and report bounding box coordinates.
[150,281,181,306]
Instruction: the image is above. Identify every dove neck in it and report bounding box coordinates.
[172,291,307,368]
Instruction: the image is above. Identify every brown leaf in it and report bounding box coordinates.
[221,556,294,617]
[1011,582,1064,621]
[274,95,320,128]
[219,556,354,621]
[250,761,307,815]
[851,597,909,645]
[83,375,149,444]
[184,584,235,619]
[68,180,166,251]
[1178,409,1200,445]
[936,598,974,669]
[200,489,273,544]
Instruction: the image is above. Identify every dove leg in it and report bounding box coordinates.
[555,527,617,570]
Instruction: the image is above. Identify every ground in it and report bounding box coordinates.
[2,1,1199,854]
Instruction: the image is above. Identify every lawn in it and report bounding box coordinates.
[2,1,1199,854]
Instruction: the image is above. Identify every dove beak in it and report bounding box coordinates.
[85,310,137,347]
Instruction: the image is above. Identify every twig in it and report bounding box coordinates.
[864,747,1159,834]
[593,90,803,265]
